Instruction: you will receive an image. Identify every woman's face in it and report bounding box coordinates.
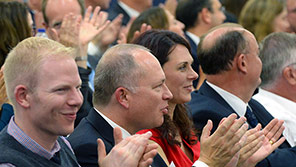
[273,8,291,33]
[27,12,34,36]
[165,9,185,37]
[162,44,198,104]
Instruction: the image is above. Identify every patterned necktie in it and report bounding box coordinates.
[244,105,259,128]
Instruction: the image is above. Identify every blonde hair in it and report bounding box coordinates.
[4,37,75,105]
[239,0,284,42]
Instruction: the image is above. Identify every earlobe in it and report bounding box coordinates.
[283,67,296,85]
[115,87,129,109]
[14,85,31,108]
[237,53,247,73]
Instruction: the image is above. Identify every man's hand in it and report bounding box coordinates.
[97,127,157,167]
[79,6,110,46]
[241,119,285,167]
[199,114,248,167]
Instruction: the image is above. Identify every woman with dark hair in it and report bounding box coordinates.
[0,0,33,131]
[134,30,199,167]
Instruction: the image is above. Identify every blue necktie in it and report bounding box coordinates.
[245,106,258,128]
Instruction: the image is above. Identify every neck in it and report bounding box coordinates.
[14,113,58,152]
[168,101,177,120]
[187,24,210,37]
[207,74,254,103]
[98,105,136,134]
[120,0,143,12]
[263,79,296,103]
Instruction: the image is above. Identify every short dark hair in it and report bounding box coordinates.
[132,30,191,66]
[198,30,248,74]
[176,0,213,31]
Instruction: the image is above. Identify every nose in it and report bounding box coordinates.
[163,83,173,100]
[68,88,83,108]
[189,66,198,80]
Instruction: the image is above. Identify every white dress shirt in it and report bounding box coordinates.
[253,88,296,147]
[118,1,140,18]
[185,31,200,46]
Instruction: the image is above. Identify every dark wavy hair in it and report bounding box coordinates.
[0,1,32,67]
[133,30,198,146]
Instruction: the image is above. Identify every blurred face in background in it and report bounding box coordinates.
[209,0,226,28]
[166,9,185,37]
[287,0,296,32]
[273,7,291,33]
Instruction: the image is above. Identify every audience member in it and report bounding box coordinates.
[239,0,291,42]
[127,7,184,43]
[42,0,110,126]
[0,37,157,167]
[176,0,226,89]
[253,32,296,147]
[0,0,33,131]
[134,30,265,167]
[188,24,296,167]
[68,44,172,167]
[287,0,296,33]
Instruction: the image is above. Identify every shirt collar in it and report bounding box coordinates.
[94,107,131,139]
[186,31,200,46]
[118,1,140,18]
[7,116,60,159]
[207,81,248,117]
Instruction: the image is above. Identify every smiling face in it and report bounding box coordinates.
[162,44,198,105]
[27,56,83,137]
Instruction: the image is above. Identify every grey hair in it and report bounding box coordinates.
[93,44,150,107]
[259,32,296,88]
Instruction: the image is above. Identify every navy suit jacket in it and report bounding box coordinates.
[107,2,130,26]
[185,33,199,88]
[68,108,167,167]
[187,82,296,167]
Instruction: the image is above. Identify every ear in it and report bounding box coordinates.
[14,85,31,108]
[44,24,59,41]
[237,53,247,74]
[283,66,296,85]
[114,87,129,109]
[200,8,211,24]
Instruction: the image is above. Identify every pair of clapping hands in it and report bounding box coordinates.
[100,114,284,167]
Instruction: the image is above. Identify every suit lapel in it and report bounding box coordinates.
[86,108,115,146]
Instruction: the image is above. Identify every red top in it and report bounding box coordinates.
[137,129,200,167]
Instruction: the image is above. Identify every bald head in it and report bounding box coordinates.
[93,44,161,107]
[198,25,253,75]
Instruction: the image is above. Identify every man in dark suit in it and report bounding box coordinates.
[188,24,296,167]
[107,0,152,26]
[68,44,173,167]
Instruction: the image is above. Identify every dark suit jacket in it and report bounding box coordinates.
[185,32,199,88]
[187,81,296,167]
[75,67,93,127]
[107,2,130,26]
[68,108,167,167]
